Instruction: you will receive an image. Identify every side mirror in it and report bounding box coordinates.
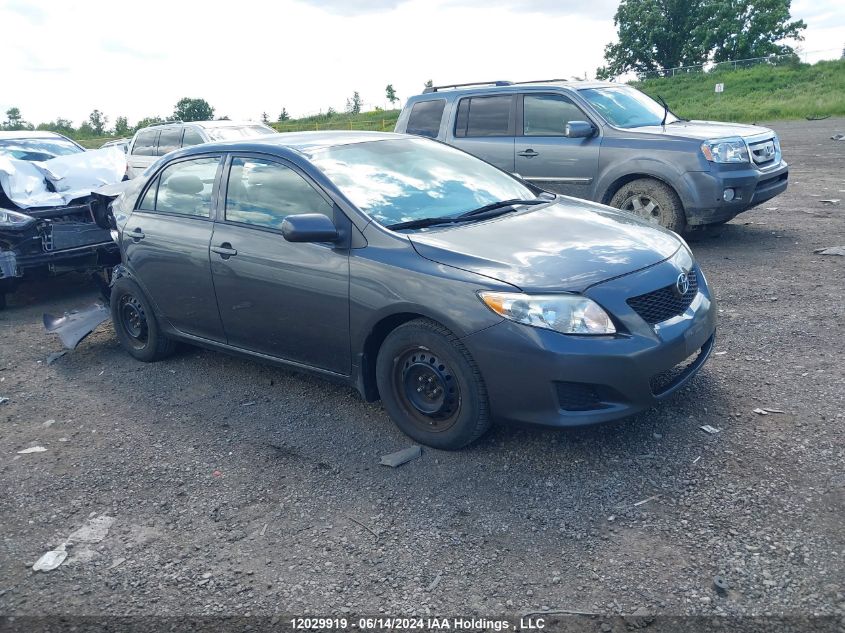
[565,121,595,138]
[281,213,339,243]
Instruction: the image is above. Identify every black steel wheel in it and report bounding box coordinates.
[376,318,490,450]
[110,277,175,362]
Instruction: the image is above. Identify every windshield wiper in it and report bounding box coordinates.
[386,198,546,231]
[457,198,546,218]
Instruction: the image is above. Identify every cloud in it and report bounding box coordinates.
[4,0,46,24]
[101,40,165,60]
[296,0,408,14]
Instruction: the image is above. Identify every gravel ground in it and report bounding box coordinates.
[0,119,843,628]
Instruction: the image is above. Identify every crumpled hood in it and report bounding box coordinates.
[0,147,126,209]
[409,198,682,292]
[634,120,774,141]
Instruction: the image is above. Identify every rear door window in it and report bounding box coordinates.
[131,129,159,156]
[406,100,446,138]
[523,94,587,136]
[147,156,221,217]
[181,127,204,147]
[157,127,182,156]
[454,95,514,138]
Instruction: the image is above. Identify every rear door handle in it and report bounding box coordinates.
[211,243,237,259]
[129,228,145,241]
[518,149,539,158]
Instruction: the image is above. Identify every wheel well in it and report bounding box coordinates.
[601,173,683,208]
[359,312,429,402]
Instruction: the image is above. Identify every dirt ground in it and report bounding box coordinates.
[0,119,843,628]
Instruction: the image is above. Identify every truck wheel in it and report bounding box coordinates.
[376,318,491,450]
[610,178,686,233]
[110,277,175,362]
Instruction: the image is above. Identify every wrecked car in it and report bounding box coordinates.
[0,131,125,309]
[81,131,715,450]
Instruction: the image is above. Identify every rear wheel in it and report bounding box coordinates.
[376,319,491,450]
[610,178,686,233]
[110,277,175,362]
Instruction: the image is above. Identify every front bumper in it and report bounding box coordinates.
[462,259,717,427]
[681,160,788,226]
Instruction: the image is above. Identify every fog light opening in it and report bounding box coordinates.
[722,188,735,202]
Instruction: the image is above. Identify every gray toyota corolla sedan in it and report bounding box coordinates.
[105,131,716,449]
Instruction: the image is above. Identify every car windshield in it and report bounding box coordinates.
[308,138,536,226]
[0,137,84,161]
[204,125,275,141]
[579,86,679,128]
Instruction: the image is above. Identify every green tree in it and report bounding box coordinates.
[36,118,75,135]
[385,84,398,106]
[261,112,269,124]
[113,116,130,136]
[173,97,214,122]
[597,0,709,79]
[133,116,164,132]
[597,0,806,79]
[704,0,805,63]
[424,79,433,88]
[77,122,96,137]
[278,108,290,122]
[3,107,32,131]
[345,91,362,115]
[88,109,108,136]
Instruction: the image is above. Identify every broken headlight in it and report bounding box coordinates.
[0,208,36,228]
[478,291,616,335]
[701,138,749,163]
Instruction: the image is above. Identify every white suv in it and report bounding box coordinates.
[126,120,276,178]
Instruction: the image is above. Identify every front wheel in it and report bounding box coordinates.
[376,319,491,450]
[610,178,686,233]
[110,277,175,362]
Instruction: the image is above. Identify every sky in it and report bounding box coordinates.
[1,0,842,127]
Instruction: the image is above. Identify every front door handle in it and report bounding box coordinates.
[129,228,145,241]
[211,243,237,259]
[518,149,539,158]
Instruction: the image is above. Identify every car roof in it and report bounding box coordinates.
[0,130,70,140]
[410,79,618,100]
[179,130,407,157]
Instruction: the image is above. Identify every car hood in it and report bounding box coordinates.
[408,198,682,292]
[0,147,126,210]
[633,120,774,141]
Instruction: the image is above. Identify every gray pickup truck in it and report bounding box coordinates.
[395,80,788,233]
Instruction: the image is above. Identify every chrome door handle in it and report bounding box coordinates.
[518,149,539,158]
[211,243,237,259]
[129,228,145,241]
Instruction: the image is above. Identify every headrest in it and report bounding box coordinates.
[166,174,203,195]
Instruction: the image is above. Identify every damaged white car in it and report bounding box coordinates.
[0,131,126,309]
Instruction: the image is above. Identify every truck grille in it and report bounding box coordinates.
[749,138,776,167]
[627,270,699,325]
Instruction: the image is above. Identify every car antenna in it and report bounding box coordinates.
[657,94,669,127]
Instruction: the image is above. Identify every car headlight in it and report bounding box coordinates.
[478,291,616,335]
[0,208,36,228]
[701,138,749,163]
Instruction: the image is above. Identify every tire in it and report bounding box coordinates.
[110,277,175,362]
[609,178,687,233]
[375,318,491,450]
[0,293,5,310]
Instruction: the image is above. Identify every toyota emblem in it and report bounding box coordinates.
[676,272,690,296]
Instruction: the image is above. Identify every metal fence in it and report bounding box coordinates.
[637,48,841,80]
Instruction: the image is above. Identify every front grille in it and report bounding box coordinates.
[627,269,699,325]
[749,138,776,166]
[555,382,606,412]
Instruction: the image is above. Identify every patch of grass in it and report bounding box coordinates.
[270,109,401,133]
[634,59,845,122]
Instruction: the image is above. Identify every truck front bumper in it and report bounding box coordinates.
[682,160,788,226]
